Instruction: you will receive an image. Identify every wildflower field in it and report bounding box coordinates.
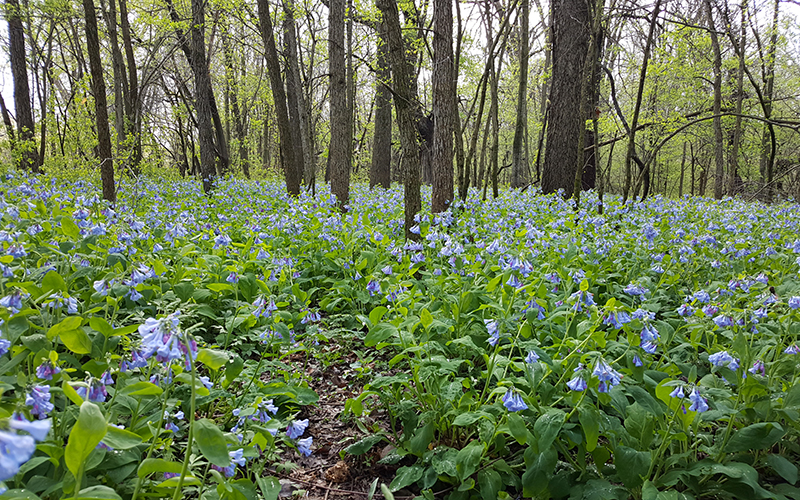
[2,174,800,500]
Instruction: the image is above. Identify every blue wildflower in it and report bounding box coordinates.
[687,388,709,412]
[502,389,528,412]
[287,419,309,439]
[26,386,54,419]
[297,437,313,457]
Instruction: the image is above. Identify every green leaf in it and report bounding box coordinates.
[60,327,93,355]
[420,309,433,329]
[225,355,244,384]
[137,458,184,478]
[522,446,558,497]
[368,306,387,326]
[615,445,651,488]
[408,422,434,455]
[0,489,42,499]
[174,373,210,396]
[197,348,230,371]
[194,418,230,467]
[74,486,122,500]
[256,476,281,500]
[102,425,143,450]
[42,271,67,294]
[89,317,114,338]
[61,217,80,240]
[455,440,484,481]
[365,323,398,347]
[534,409,565,451]
[389,466,424,492]
[174,282,195,302]
[46,316,83,340]
[578,405,601,452]
[63,381,84,405]
[506,413,528,445]
[477,469,502,500]
[767,454,797,485]
[380,484,394,500]
[156,475,201,488]
[65,402,107,477]
[345,435,386,456]
[120,381,163,397]
[724,422,785,453]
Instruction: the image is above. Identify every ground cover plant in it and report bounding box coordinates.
[0,173,799,499]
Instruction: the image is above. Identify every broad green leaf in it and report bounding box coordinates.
[0,489,42,499]
[767,454,798,485]
[102,425,143,450]
[724,422,785,453]
[197,348,230,370]
[369,306,388,326]
[420,308,433,329]
[365,323,398,347]
[74,486,122,500]
[65,402,107,477]
[615,445,651,488]
[46,316,83,340]
[522,446,558,497]
[455,440,484,481]
[63,381,84,405]
[506,413,528,445]
[138,458,184,478]
[578,405,601,452]
[89,317,114,338]
[61,217,80,240]
[408,422,434,455]
[120,381,163,397]
[345,435,386,456]
[256,476,281,500]
[534,409,565,451]
[389,465,424,492]
[60,328,93,355]
[42,271,67,294]
[194,418,230,467]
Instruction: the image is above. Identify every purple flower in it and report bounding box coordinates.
[624,283,648,296]
[525,350,539,364]
[0,429,37,481]
[502,389,528,412]
[592,359,623,392]
[687,388,709,413]
[485,319,500,346]
[211,448,246,477]
[701,305,719,316]
[670,386,685,399]
[366,280,381,296]
[567,375,587,392]
[9,414,51,441]
[93,280,111,297]
[708,351,739,370]
[784,344,800,355]
[35,361,60,381]
[640,340,658,354]
[692,290,711,304]
[287,419,309,439]
[677,304,694,317]
[26,386,54,419]
[789,297,800,309]
[297,437,313,457]
[749,360,766,376]
[0,338,9,357]
[506,274,522,288]
[0,291,23,315]
[252,296,277,318]
[632,355,643,367]
[713,315,733,328]
[138,312,196,364]
[226,272,240,284]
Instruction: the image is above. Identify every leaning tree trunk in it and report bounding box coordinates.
[83,0,115,201]
[7,0,39,172]
[256,0,301,195]
[431,0,454,212]
[541,0,589,197]
[370,18,392,189]
[329,0,350,208]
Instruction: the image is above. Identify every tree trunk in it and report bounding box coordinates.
[541,0,589,197]
[377,0,420,239]
[99,0,127,156]
[283,0,312,187]
[222,20,250,178]
[190,0,215,193]
[329,0,350,208]
[431,0,454,212]
[7,0,39,172]
[510,0,529,188]
[679,141,686,197]
[759,0,778,201]
[83,0,115,201]
[704,0,725,200]
[370,17,392,189]
[727,0,746,197]
[118,0,141,169]
[256,0,301,195]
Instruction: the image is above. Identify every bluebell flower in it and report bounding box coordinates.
[366,280,381,296]
[0,291,23,315]
[93,279,111,296]
[506,274,522,288]
[0,429,37,481]
[226,272,240,284]
[789,297,800,309]
[749,360,765,376]
[138,312,196,364]
[7,244,27,258]
[713,315,733,328]
[640,340,658,354]
[784,344,800,355]
[670,385,685,399]
[26,386,54,419]
[127,288,143,302]
[287,419,309,439]
[708,351,737,369]
[632,354,643,367]
[297,437,313,457]
[624,283,648,296]
[567,375,587,392]
[35,361,60,381]
[381,265,392,276]
[502,389,528,412]
[485,319,500,346]
[9,414,51,441]
[212,448,246,477]
[0,338,9,357]
[692,290,711,304]
[213,234,231,249]
[677,304,693,316]
[687,388,708,412]
[701,304,719,316]
[592,359,623,393]
[199,376,213,389]
[525,350,539,364]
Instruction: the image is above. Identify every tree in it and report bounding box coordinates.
[431,0,454,212]
[256,0,301,195]
[370,18,392,189]
[329,0,350,207]
[189,0,215,193]
[82,0,115,201]
[704,0,725,200]
[6,0,40,172]
[510,0,528,188]
[541,0,590,197]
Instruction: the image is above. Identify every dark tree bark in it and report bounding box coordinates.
[704,0,725,200]
[431,0,454,212]
[256,0,301,195]
[83,0,115,201]
[7,0,39,172]
[190,0,215,193]
[728,0,746,196]
[377,0,420,239]
[541,0,589,197]
[283,0,306,185]
[510,0,529,188]
[329,0,350,208]
[370,18,392,189]
[118,0,141,169]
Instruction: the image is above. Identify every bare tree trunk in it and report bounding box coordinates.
[222,20,250,178]
[510,0,529,188]
[727,0,746,196]
[377,0,420,239]
[370,17,392,188]
[7,0,39,172]
[99,0,127,154]
[704,0,725,199]
[329,0,350,207]
[189,0,215,193]
[759,0,778,201]
[118,0,141,169]
[256,0,301,194]
[283,0,311,186]
[431,0,454,212]
[621,0,661,203]
[679,141,686,197]
[83,0,115,201]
